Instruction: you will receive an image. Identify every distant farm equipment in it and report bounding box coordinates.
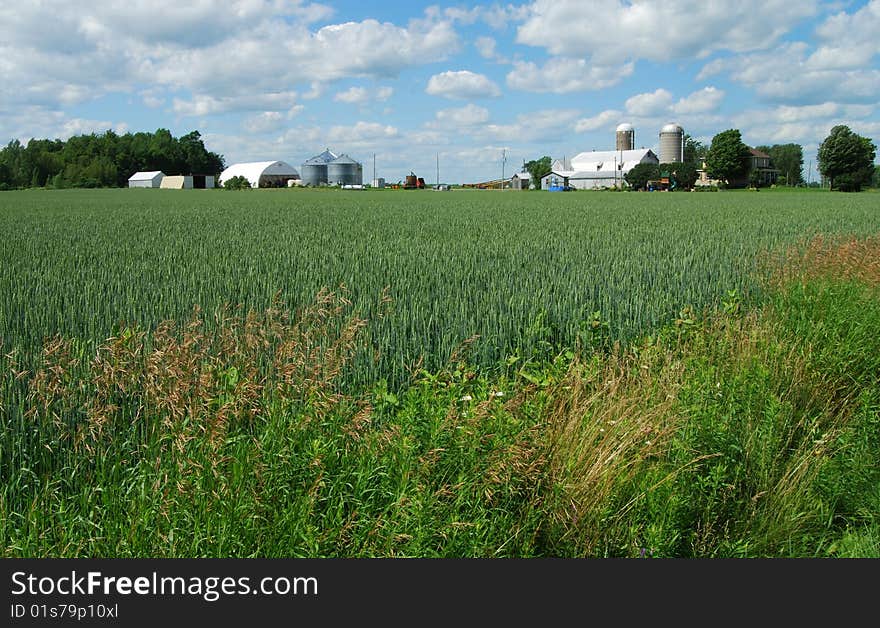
[403,172,426,189]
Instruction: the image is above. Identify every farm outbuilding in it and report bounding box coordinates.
[192,175,215,189]
[128,171,165,188]
[160,175,193,189]
[510,172,531,190]
[218,161,301,188]
[542,149,660,190]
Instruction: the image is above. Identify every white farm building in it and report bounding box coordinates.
[128,171,165,188]
[541,148,660,190]
[218,161,300,188]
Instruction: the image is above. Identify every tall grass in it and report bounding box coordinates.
[3,234,880,557]
[3,189,880,557]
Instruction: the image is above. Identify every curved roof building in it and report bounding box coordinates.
[218,161,300,188]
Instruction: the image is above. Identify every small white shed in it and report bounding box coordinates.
[128,171,165,188]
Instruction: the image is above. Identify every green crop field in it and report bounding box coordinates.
[3,187,880,558]
[1,188,877,385]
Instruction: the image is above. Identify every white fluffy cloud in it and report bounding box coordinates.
[698,42,880,104]
[334,86,394,105]
[809,0,880,70]
[172,92,301,117]
[622,87,725,119]
[695,3,879,106]
[326,121,399,144]
[425,71,502,99]
[243,111,287,134]
[516,0,817,62]
[433,104,491,127]
[574,110,623,133]
[625,89,674,117]
[0,2,457,115]
[483,109,580,142]
[733,102,877,146]
[672,87,725,115]
[506,59,634,94]
[475,36,499,61]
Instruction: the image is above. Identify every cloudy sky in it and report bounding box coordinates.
[1,0,878,184]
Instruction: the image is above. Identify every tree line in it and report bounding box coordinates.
[0,129,224,190]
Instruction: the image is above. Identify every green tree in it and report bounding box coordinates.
[179,130,225,177]
[524,156,551,190]
[769,144,803,186]
[706,129,750,185]
[683,134,707,165]
[624,162,660,190]
[223,175,252,190]
[662,162,698,190]
[756,143,804,186]
[818,125,877,192]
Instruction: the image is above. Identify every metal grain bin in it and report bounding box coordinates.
[327,154,363,186]
[301,149,337,186]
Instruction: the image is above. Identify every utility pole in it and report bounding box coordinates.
[436,153,440,188]
[372,153,376,186]
[501,148,507,191]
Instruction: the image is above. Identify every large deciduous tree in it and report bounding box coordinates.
[706,129,750,185]
[524,156,551,190]
[662,162,698,190]
[683,134,707,165]
[818,125,877,192]
[624,162,660,190]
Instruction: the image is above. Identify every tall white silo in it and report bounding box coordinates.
[659,123,684,164]
[616,123,635,151]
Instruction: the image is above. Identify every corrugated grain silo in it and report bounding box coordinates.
[615,123,635,151]
[659,123,684,164]
[301,149,337,186]
[327,154,363,186]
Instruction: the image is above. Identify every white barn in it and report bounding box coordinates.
[128,171,164,188]
[541,149,660,190]
[218,161,301,188]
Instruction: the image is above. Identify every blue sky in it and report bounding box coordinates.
[1,1,878,184]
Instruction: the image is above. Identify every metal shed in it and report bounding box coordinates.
[128,171,165,188]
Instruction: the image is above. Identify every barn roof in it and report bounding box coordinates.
[570,149,658,172]
[128,171,164,181]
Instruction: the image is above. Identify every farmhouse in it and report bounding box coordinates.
[128,171,164,188]
[745,148,780,186]
[541,148,660,190]
[219,161,301,188]
[696,147,781,187]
